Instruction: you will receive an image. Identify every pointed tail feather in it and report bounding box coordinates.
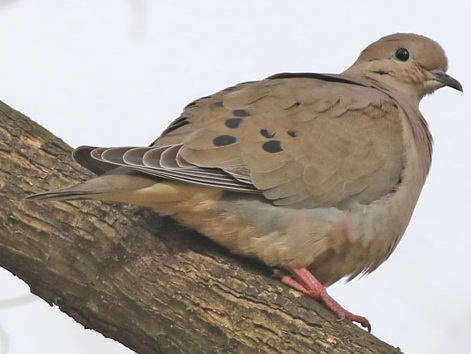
[26,169,162,202]
[25,186,101,201]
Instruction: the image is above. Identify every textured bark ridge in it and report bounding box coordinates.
[0,101,401,354]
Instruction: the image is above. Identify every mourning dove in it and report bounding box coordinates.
[28,33,462,332]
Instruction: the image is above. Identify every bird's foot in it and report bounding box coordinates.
[281,267,371,332]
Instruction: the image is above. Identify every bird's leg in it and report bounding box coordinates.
[281,267,371,332]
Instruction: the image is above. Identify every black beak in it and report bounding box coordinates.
[431,70,463,92]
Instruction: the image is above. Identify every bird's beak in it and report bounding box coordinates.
[431,70,463,92]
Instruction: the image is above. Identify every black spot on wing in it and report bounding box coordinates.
[232,109,250,117]
[287,130,297,137]
[262,140,282,153]
[213,135,237,146]
[260,129,275,138]
[225,118,242,129]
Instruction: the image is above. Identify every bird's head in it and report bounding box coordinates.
[343,33,462,104]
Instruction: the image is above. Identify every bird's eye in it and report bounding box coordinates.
[395,48,410,61]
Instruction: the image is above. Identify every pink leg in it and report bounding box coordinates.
[281,267,371,332]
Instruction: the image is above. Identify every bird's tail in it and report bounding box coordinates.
[26,168,162,203]
[25,185,102,201]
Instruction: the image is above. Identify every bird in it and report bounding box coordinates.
[28,33,462,332]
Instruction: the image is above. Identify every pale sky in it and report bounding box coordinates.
[0,1,470,354]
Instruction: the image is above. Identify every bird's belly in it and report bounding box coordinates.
[148,185,413,287]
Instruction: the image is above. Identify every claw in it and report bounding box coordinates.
[281,267,371,332]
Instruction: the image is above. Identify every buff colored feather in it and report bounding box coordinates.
[28,33,462,331]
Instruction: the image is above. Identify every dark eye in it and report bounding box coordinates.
[395,48,410,61]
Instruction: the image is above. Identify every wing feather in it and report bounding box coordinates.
[74,74,405,208]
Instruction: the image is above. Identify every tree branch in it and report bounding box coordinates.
[0,101,400,353]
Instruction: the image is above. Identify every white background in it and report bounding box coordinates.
[0,1,470,353]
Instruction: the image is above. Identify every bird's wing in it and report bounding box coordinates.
[76,74,405,208]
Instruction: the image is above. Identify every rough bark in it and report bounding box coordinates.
[0,100,401,354]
